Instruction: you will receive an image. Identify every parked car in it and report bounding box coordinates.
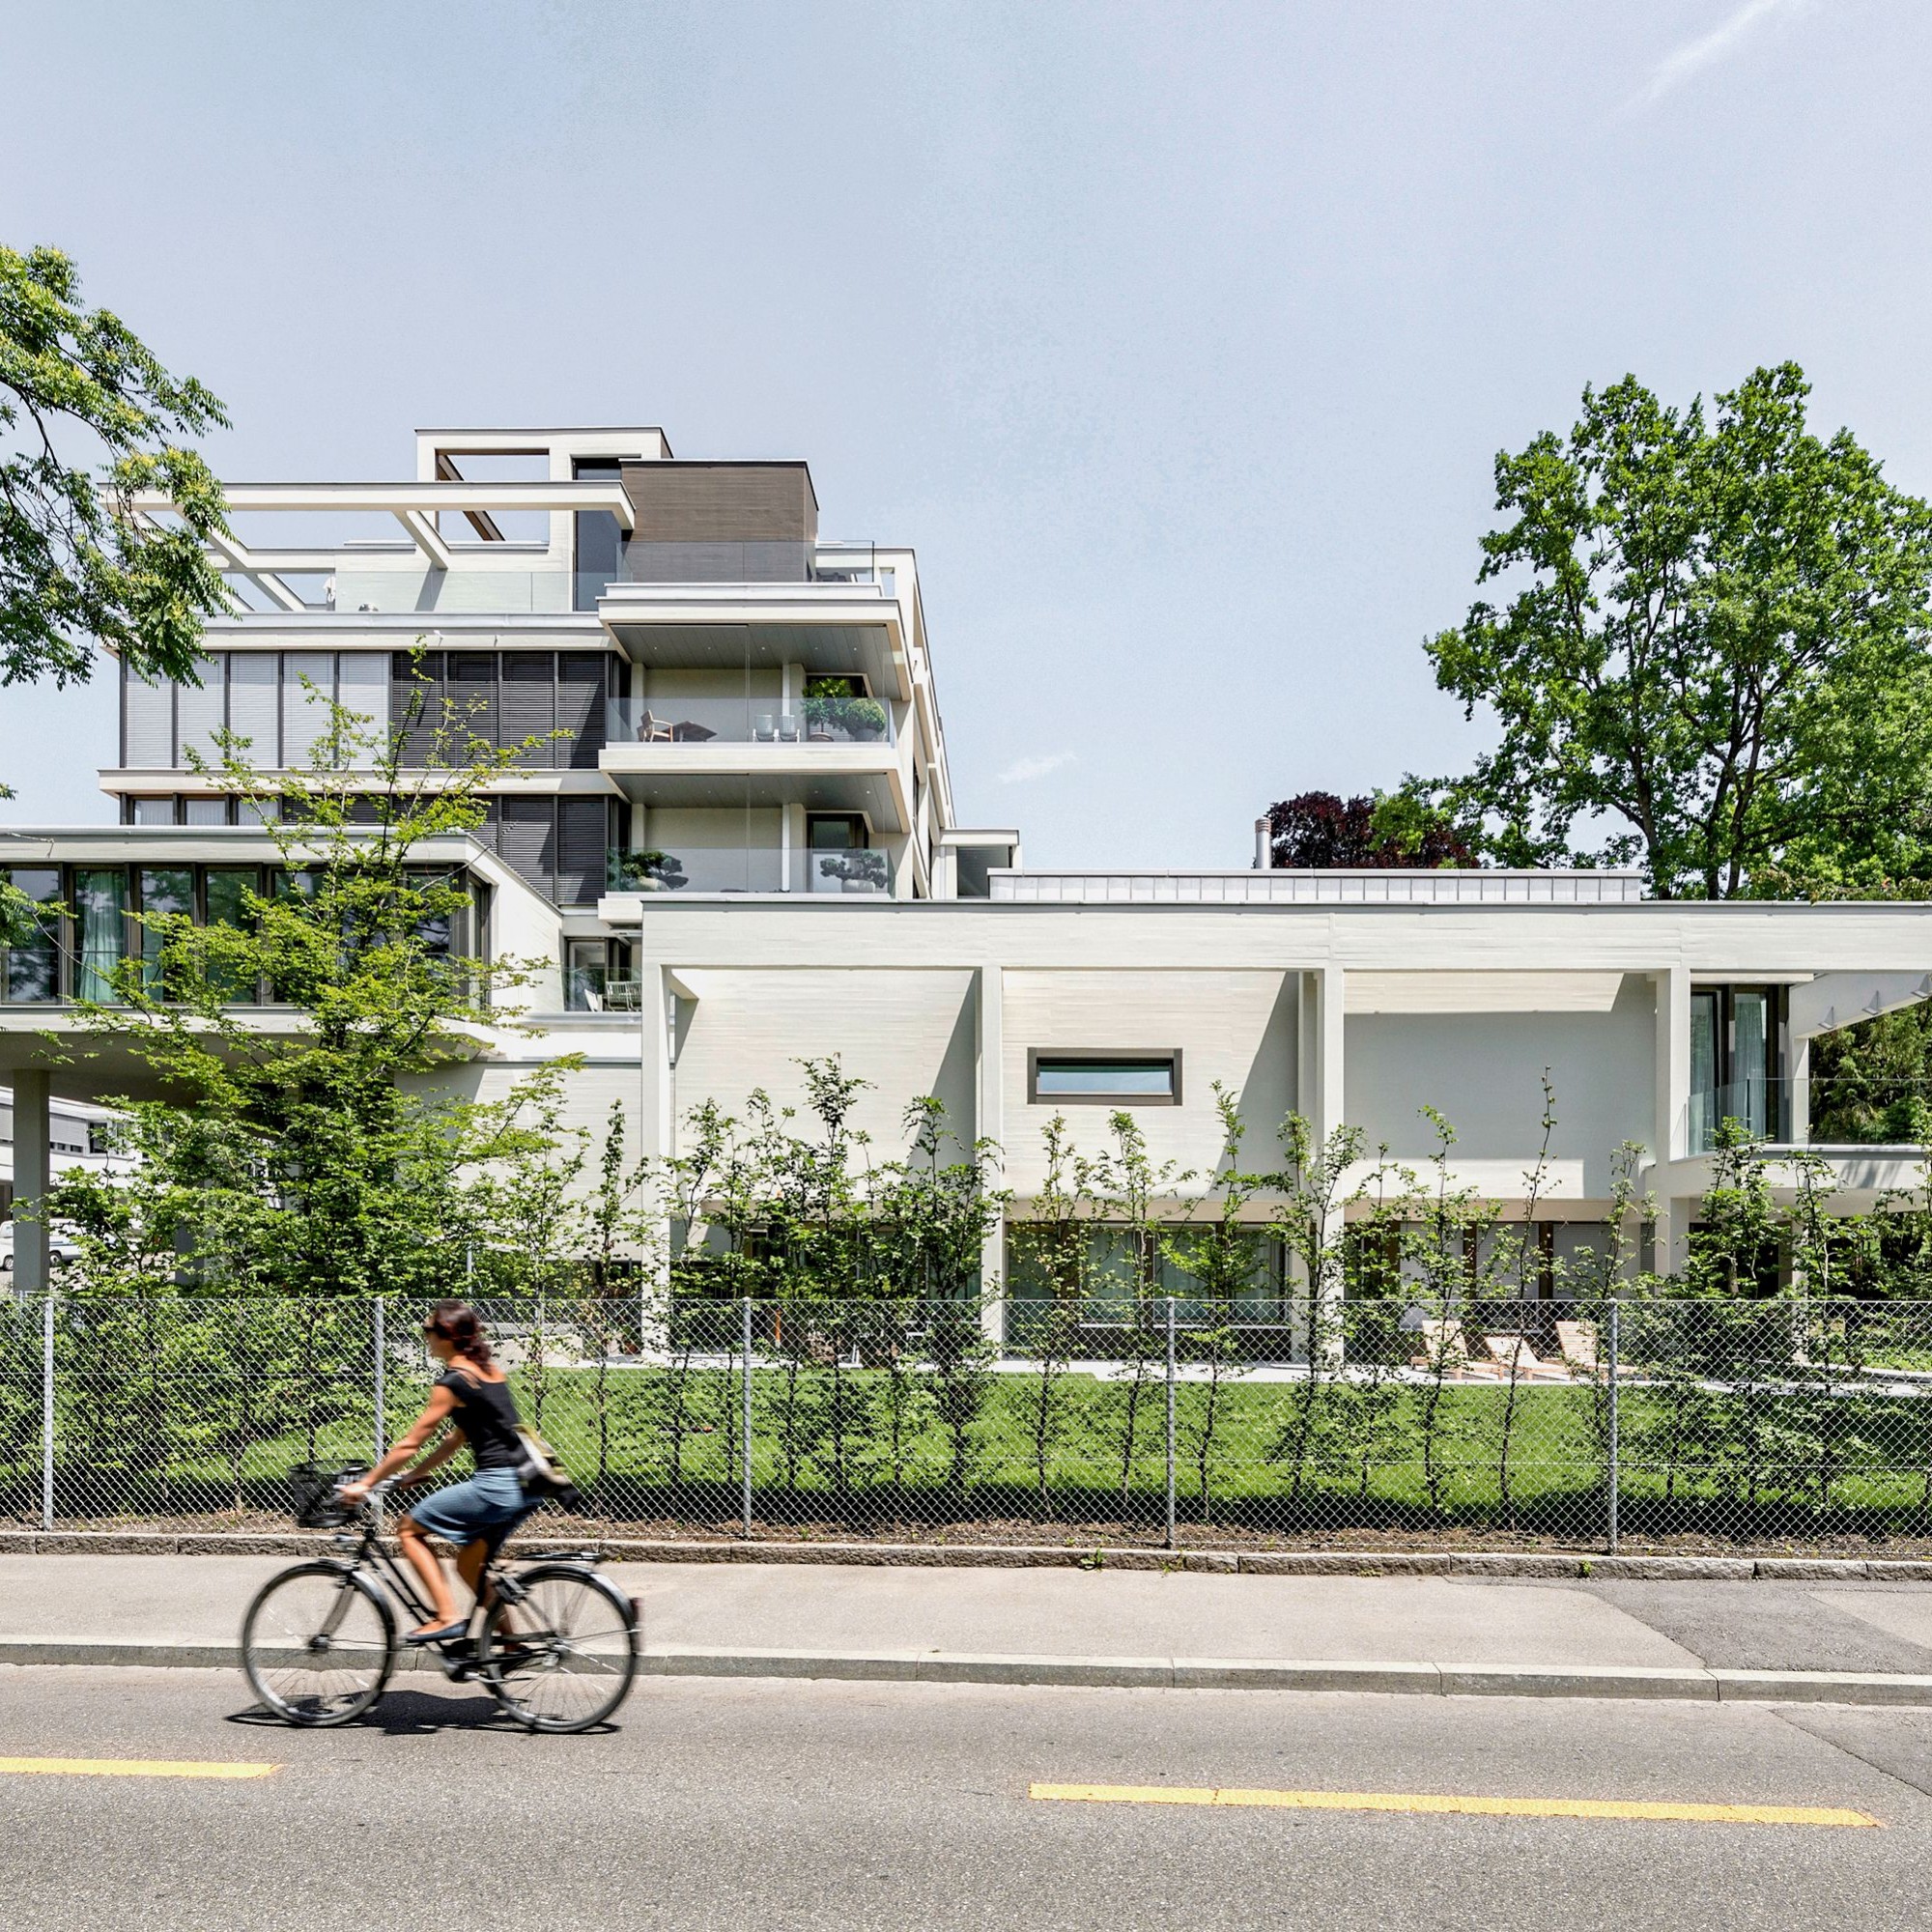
[0,1222,83,1272]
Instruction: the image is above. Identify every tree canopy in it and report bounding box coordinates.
[0,243,231,698]
[1413,364,1932,899]
[1264,791,1473,869]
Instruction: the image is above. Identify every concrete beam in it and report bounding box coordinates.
[1790,971,1932,1039]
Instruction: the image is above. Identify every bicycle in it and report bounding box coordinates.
[240,1465,641,1734]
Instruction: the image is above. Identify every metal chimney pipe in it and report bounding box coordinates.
[1254,817,1271,870]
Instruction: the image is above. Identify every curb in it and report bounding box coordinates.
[2,1530,1929,1582]
[7,1636,1932,1706]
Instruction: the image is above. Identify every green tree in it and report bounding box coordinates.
[1415,364,1932,899]
[55,668,556,1299]
[2,244,231,933]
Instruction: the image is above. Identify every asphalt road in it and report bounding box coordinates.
[4,1665,1932,1931]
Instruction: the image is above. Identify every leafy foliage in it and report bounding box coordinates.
[1264,791,1473,869]
[1412,364,1932,899]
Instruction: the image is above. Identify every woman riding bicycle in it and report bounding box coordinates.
[341,1300,534,1644]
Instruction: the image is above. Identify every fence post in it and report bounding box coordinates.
[1165,1294,1177,1551]
[41,1292,54,1532]
[1605,1297,1620,1556]
[741,1296,754,1538]
[371,1296,387,1533]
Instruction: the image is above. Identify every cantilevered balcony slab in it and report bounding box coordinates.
[595,584,910,700]
[597,739,908,831]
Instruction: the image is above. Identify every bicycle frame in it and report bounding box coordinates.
[325,1504,513,1645]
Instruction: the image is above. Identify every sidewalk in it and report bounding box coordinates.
[7,1553,1932,1703]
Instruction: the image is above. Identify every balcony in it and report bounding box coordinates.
[598,690,906,829]
[216,546,890,619]
[604,693,894,748]
[606,846,895,898]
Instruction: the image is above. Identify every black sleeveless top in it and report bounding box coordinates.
[438,1365,524,1471]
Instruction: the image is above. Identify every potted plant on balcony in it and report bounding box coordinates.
[803,678,845,742]
[843,696,888,742]
[817,849,889,895]
[611,849,688,893]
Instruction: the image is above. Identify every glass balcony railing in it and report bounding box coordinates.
[807,848,892,896]
[1690,1076,1791,1152]
[565,967,646,1014]
[604,694,894,748]
[220,546,892,617]
[605,846,895,897]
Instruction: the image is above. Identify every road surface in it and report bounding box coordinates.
[1,1664,1928,1929]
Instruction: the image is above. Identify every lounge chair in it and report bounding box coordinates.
[1409,1318,1470,1372]
[1482,1333,1572,1380]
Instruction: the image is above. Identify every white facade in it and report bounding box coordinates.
[3,419,1930,1295]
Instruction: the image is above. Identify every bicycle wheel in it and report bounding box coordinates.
[242,1562,396,1726]
[479,1563,639,1734]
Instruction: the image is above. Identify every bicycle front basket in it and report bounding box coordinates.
[289,1463,355,1529]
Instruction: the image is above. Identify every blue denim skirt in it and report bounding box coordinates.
[406,1467,532,1549]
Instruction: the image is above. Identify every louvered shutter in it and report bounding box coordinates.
[556,798,610,906]
[497,798,554,899]
[499,652,555,767]
[556,653,608,769]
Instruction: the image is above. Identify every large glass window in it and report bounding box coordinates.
[1,869,61,1003]
[137,868,194,995]
[72,869,128,1004]
[204,868,260,1004]
[573,459,624,610]
[1690,985,1784,1151]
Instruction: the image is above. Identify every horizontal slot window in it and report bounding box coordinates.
[1029,1052,1181,1106]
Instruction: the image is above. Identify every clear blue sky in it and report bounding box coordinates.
[5,0,1928,867]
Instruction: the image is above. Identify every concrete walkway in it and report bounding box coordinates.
[9,1554,1932,1702]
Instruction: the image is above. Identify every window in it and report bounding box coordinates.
[137,868,194,994]
[573,459,625,610]
[1690,985,1786,1151]
[1,869,60,1003]
[72,869,128,1005]
[1028,1051,1182,1106]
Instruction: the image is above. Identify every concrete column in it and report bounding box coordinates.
[639,968,675,1161]
[11,1071,50,1296]
[976,965,1005,1345]
[1787,1035,1810,1146]
[1647,967,1693,1280]
[637,971,677,1352]
[1650,1196,1690,1281]
[1652,965,1690,1164]
[1299,963,1346,1148]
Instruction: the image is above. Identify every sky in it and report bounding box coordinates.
[4,0,1930,868]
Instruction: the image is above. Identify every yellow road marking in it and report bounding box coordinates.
[1029,1783,1879,1828]
[0,1757,279,1780]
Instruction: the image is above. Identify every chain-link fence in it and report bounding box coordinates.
[7,1291,1932,1552]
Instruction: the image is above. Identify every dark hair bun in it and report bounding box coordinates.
[426,1299,494,1365]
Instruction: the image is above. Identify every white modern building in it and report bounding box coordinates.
[2,421,1929,1304]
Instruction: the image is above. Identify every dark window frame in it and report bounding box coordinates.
[1027,1049,1183,1108]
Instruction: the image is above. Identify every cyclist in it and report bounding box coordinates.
[340,1300,534,1644]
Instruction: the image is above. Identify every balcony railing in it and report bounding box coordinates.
[807,848,892,896]
[1690,1076,1791,1153]
[604,694,894,748]
[605,847,895,897]
[219,545,892,617]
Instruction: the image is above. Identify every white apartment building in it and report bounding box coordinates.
[1,422,1928,1306]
